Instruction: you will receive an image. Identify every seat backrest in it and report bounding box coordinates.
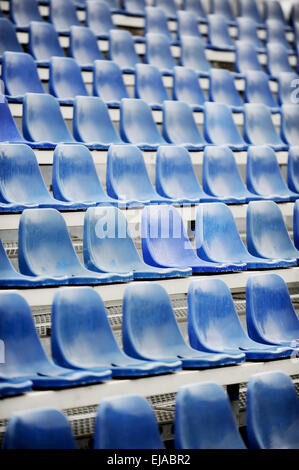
[288,146,299,193]
[109,29,140,69]
[2,51,44,97]
[145,6,172,41]
[162,100,206,145]
[266,18,290,49]
[93,60,129,102]
[0,97,25,143]
[277,72,299,105]
[281,104,299,146]
[145,32,176,71]
[237,17,264,48]
[244,70,277,108]
[294,199,299,248]
[180,35,211,73]
[10,0,43,28]
[29,21,64,61]
[207,14,235,47]
[235,40,264,73]
[173,66,206,106]
[122,0,146,14]
[264,0,287,25]
[0,18,23,56]
[209,69,243,107]
[204,102,246,147]
[267,43,293,75]
[135,63,169,106]
[86,0,115,36]
[177,10,202,40]
[183,0,207,21]
[70,25,104,67]
[154,0,177,18]
[244,103,284,147]
[49,56,88,99]
[0,239,26,279]
[210,0,235,22]
[49,0,80,32]
[238,0,264,25]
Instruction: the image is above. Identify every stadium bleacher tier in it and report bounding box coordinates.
[0,0,298,450]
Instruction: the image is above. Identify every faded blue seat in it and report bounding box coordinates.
[246,273,299,350]
[106,143,172,206]
[93,60,129,106]
[237,0,265,27]
[264,0,291,30]
[18,208,132,285]
[70,25,104,69]
[145,32,175,74]
[109,29,140,73]
[244,103,288,151]
[244,70,279,111]
[120,98,166,149]
[84,207,190,279]
[189,279,292,360]
[288,147,299,194]
[162,100,208,150]
[183,0,207,23]
[247,371,299,449]
[135,63,169,109]
[122,0,145,15]
[73,96,123,149]
[266,43,293,76]
[281,104,299,147]
[207,14,235,51]
[175,382,246,449]
[237,17,265,51]
[209,69,243,111]
[49,0,80,34]
[235,40,264,74]
[294,200,299,249]
[0,291,112,388]
[141,205,242,273]
[177,11,203,40]
[266,19,293,53]
[156,145,217,203]
[0,96,28,145]
[247,145,298,202]
[204,102,248,151]
[123,282,243,368]
[86,0,115,38]
[202,145,259,203]
[10,0,44,29]
[210,0,236,25]
[3,408,77,449]
[102,0,121,12]
[0,378,32,399]
[94,395,164,449]
[180,35,211,75]
[154,0,177,20]
[49,57,89,104]
[0,18,23,58]
[145,6,172,42]
[277,72,299,105]
[246,201,299,266]
[173,66,206,110]
[28,21,65,65]
[52,144,117,207]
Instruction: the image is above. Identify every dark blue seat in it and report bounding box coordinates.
[49,0,80,34]
[123,282,243,368]
[210,0,236,25]
[235,40,264,74]
[109,29,140,73]
[0,96,27,145]
[70,25,104,69]
[173,66,206,110]
[177,11,203,40]
[180,35,211,74]
[52,143,117,207]
[266,19,293,53]
[244,70,279,111]
[145,32,175,74]
[73,96,123,149]
[154,0,177,19]
[204,102,248,151]
[266,43,294,76]
[10,0,44,28]
[237,17,265,51]
[247,371,299,449]
[3,408,77,449]
[244,103,288,151]
[135,63,169,109]
[175,382,246,449]
[86,0,115,38]
[264,0,291,29]
[29,21,65,65]
[162,100,208,150]
[94,395,164,449]
[207,14,235,51]
[247,145,298,202]
[290,3,299,27]
[246,201,299,266]
[183,0,207,23]
[120,98,166,149]
[246,273,299,350]
[93,60,129,106]
[49,57,89,104]
[141,205,241,273]
[294,200,299,249]
[277,72,299,105]
[281,104,299,147]
[0,18,23,58]
[18,208,132,285]
[237,0,265,27]
[145,6,172,42]
[0,291,112,388]
[288,147,299,194]
[0,378,32,399]
[209,69,243,111]
[122,0,145,15]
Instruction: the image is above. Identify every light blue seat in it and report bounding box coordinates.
[244,70,279,111]
[3,408,77,449]
[237,0,265,27]
[145,32,175,74]
[202,145,259,203]
[0,18,23,58]
[281,104,299,147]
[247,145,298,202]
[277,72,299,105]
[0,378,32,399]
[154,0,177,20]
[266,43,294,76]
[122,0,145,15]
[264,0,291,30]
[135,63,169,109]
[246,273,299,350]
[73,96,123,149]
[294,200,299,249]
[49,0,80,34]
[101,0,120,11]
[10,0,44,28]
[175,382,246,449]
[235,40,264,74]
[244,103,288,151]
[86,0,115,38]
[162,100,208,150]
[123,282,243,368]
[183,0,207,23]
[204,102,248,151]
[0,291,112,388]
[237,17,265,51]
[177,11,203,40]
[49,57,88,104]
[28,21,64,66]
[94,395,165,449]
[207,14,235,51]
[93,60,129,106]
[18,208,132,285]
[209,69,243,111]
[246,201,299,266]
[120,98,166,149]
[52,143,117,207]
[247,371,299,449]
[266,19,293,53]
[180,35,211,75]
[141,205,242,273]
[109,29,140,73]
[188,279,291,360]
[173,66,206,110]
[210,0,236,25]
[288,147,299,194]
[0,96,28,145]
[70,25,104,69]
[145,6,172,42]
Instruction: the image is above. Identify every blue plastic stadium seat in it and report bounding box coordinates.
[106,143,172,206]
[49,57,88,104]
[4,408,77,449]
[244,103,288,151]
[294,200,299,249]
[49,0,80,34]
[93,60,129,106]
[237,0,265,27]
[246,201,299,266]
[109,29,140,73]
[266,43,294,76]
[29,21,65,65]
[175,382,246,449]
[210,0,236,25]
[277,72,299,105]
[70,25,104,69]
[0,378,32,399]
[183,0,207,23]
[10,0,44,28]
[247,371,299,449]
[145,7,172,42]
[244,70,279,111]
[154,0,177,19]
[120,98,166,149]
[173,66,206,110]
[145,32,175,74]
[52,144,117,207]
[247,145,298,202]
[135,63,169,109]
[207,14,236,51]
[180,36,211,75]
[264,0,291,29]
[73,96,123,149]
[156,145,217,204]
[102,0,120,12]
[235,40,264,74]
[204,102,248,150]
[177,11,202,40]
[246,273,299,350]
[86,0,115,38]
[141,205,242,273]
[266,19,293,53]
[0,291,112,388]
[288,147,299,194]
[122,0,145,15]
[123,282,243,368]
[0,18,23,58]
[162,100,208,150]
[18,208,132,285]
[94,395,164,449]
[0,96,27,145]
[202,145,260,203]
[290,4,299,27]
[237,17,265,51]
[84,206,190,279]
[209,69,243,111]
[281,104,299,146]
